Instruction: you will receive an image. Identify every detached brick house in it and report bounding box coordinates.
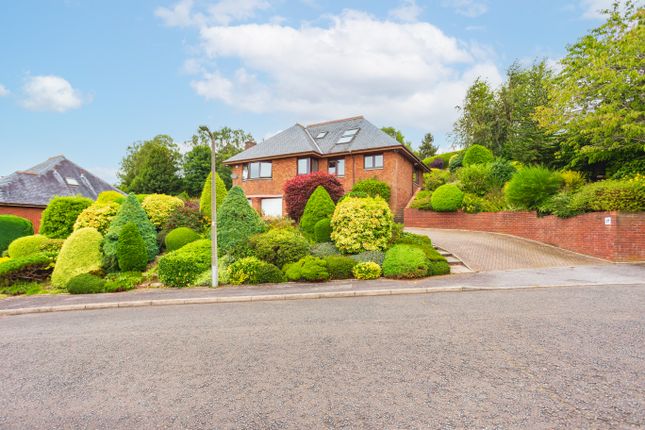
[224,116,429,219]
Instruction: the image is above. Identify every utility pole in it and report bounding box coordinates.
[200,125,218,287]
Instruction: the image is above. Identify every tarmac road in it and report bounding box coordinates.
[1,284,644,429]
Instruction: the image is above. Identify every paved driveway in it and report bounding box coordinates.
[407,228,607,271]
[1,285,644,428]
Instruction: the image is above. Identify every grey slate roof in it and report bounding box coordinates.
[0,155,123,207]
[225,116,424,167]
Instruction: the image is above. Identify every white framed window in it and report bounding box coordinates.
[243,161,272,179]
[364,153,384,170]
[328,158,345,177]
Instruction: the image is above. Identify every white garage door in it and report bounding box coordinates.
[261,197,283,217]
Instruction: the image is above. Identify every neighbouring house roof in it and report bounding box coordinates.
[224,116,429,171]
[0,155,123,207]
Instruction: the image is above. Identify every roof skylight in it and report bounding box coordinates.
[65,177,79,186]
[315,131,328,139]
[336,127,360,144]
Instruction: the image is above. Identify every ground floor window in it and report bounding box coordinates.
[261,197,283,217]
[364,153,384,170]
[328,158,345,176]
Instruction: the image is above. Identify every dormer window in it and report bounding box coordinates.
[336,128,360,144]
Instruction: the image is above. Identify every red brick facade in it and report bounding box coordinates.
[229,149,423,219]
[0,205,44,233]
[404,208,645,262]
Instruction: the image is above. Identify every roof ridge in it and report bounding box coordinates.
[296,124,322,153]
[306,115,364,128]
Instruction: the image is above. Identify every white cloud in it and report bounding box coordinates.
[207,0,270,25]
[579,0,613,19]
[156,0,269,27]
[88,166,118,184]
[155,0,198,27]
[21,75,87,112]
[0,84,8,97]
[389,0,422,22]
[164,5,502,132]
[442,0,488,17]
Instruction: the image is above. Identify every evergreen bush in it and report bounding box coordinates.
[428,260,451,276]
[462,144,494,166]
[158,239,211,288]
[382,244,429,279]
[489,159,517,187]
[0,253,52,286]
[423,169,451,191]
[310,242,340,258]
[0,215,34,254]
[96,190,125,204]
[199,172,227,221]
[7,235,62,259]
[410,190,433,210]
[39,196,93,239]
[141,194,185,229]
[66,273,106,294]
[324,255,356,280]
[351,178,391,202]
[461,193,501,213]
[163,200,205,232]
[116,223,148,272]
[504,166,563,210]
[570,176,645,212]
[352,262,381,280]
[448,152,465,172]
[165,227,201,252]
[104,271,143,292]
[73,202,120,235]
[51,227,103,287]
[227,257,285,285]
[457,164,495,196]
[330,196,393,254]
[430,184,464,212]
[250,227,310,268]
[283,256,329,282]
[313,218,332,243]
[300,186,336,238]
[349,250,385,266]
[217,187,266,255]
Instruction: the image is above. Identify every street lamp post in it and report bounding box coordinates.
[200,125,218,288]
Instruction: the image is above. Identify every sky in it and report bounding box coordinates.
[0,0,618,184]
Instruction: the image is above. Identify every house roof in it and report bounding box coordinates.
[224,116,428,170]
[0,155,123,207]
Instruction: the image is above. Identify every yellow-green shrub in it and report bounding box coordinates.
[142,194,185,229]
[7,235,63,259]
[352,262,381,280]
[330,196,393,254]
[97,190,125,204]
[51,227,103,287]
[73,202,120,235]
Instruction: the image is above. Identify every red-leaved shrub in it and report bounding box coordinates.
[283,172,344,221]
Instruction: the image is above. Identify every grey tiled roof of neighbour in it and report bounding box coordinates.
[0,155,123,207]
[225,116,426,169]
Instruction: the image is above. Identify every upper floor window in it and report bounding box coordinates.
[364,153,384,170]
[328,158,345,177]
[297,157,319,175]
[243,161,272,180]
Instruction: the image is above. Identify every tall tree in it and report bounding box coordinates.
[535,1,645,170]
[182,144,212,197]
[452,78,502,153]
[418,132,438,158]
[118,135,182,194]
[381,126,414,152]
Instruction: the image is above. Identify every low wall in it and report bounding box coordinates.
[404,209,645,262]
[0,205,44,233]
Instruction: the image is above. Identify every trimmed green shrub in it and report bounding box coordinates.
[428,260,451,276]
[462,144,494,167]
[66,273,106,294]
[324,255,356,280]
[457,164,495,196]
[158,239,211,288]
[382,244,428,279]
[73,202,120,235]
[461,194,501,214]
[39,196,93,239]
[104,271,143,292]
[103,194,158,269]
[283,256,329,282]
[51,227,103,288]
[505,167,563,210]
[141,194,185,229]
[314,218,332,243]
[0,215,34,254]
[331,196,393,254]
[7,235,49,258]
[570,176,645,212]
[97,190,125,204]
[448,152,465,172]
[116,223,148,272]
[410,190,433,210]
[250,227,310,268]
[217,187,266,255]
[395,232,446,266]
[193,254,233,286]
[489,159,517,187]
[300,186,336,238]
[349,250,385,266]
[431,184,464,212]
[310,242,340,257]
[351,178,391,202]
[352,262,381,280]
[0,253,52,286]
[228,257,285,285]
[165,227,201,252]
[200,172,227,221]
[423,169,451,191]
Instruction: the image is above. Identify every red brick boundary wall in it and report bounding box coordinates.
[0,206,44,233]
[404,208,645,262]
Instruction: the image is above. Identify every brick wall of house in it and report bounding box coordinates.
[403,208,645,262]
[0,205,44,233]
[229,149,421,218]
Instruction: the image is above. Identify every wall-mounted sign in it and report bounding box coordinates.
[604,216,612,225]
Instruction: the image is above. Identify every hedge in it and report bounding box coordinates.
[39,196,93,239]
[227,257,285,285]
[331,196,393,254]
[116,223,148,272]
[351,178,391,203]
[570,176,645,212]
[165,227,201,252]
[66,273,106,294]
[217,187,265,255]
[300,186,336,238]
[249,227,309,268]
[158,239,211,288]
[382,244,428,279]
[51,227,103,288]
[141,194,185,229]
[199,172,227,221]
[0,215,34,254]
[324,255,356,280]
[283,172,344,221]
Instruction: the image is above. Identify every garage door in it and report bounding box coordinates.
[261,197,283,217]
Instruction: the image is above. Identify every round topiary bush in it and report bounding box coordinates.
[73,202,120,235]
[505,166,563,210]
[283,172,344,221]
[51,227,103,288]
[462,144,494,167]
[141,194,185,229]
[7,235,49,258]
[352,261,381,280]
[283,256,329,282]
[116,222,148,272]
[96,190,125,204]
[158,239,211,288]
[39,196,93,239]
[300,186,336,238]
[313,218,332,243]
[217,187,266,255]
[0,215,34,254]
[382,244,429,279]
[165,227,201,252]
[330,196,394,254]
[351,178,391,203]
[324,255,356,280]
[249,227,309,268]
[199,172,227,221]
[66,273,106,294]
[430,184,464,212]
[227,257,285,285]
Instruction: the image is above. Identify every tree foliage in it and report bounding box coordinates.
[418,132,438,159]
[191,126,251,189]
[182,144,212,197]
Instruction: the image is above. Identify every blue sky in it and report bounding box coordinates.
[0,0,616,184]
